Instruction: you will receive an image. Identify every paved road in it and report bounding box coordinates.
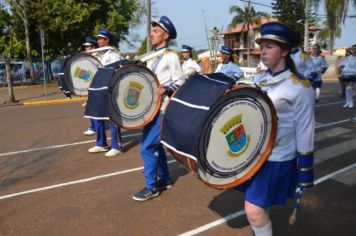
[0,81,355,236]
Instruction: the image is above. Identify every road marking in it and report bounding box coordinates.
[315,122,323,127]
[332,168,356,186]
[178,210,246,236]
[178,163,356,236]
[314,138,356,164]
[0,160,176,200]
[0,119,350,158]
[315,99,355,108]
[0,133,142,157]
[315,127,351,142]
[315,119,351,129]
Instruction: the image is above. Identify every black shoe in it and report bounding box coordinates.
[315,99,319,103]
[132,187,159,201]
[156,179,173,191]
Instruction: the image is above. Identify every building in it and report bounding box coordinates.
[222,18,320,66]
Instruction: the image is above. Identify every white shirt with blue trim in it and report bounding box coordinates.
[253,69,315,162]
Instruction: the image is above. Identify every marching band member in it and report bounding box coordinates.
[133,16,184,201]
[215,45,244,81]
[82,37,99,136]
[290,45,314,79]
[236,22,315,236]
[339,44,356,108]
[181,44,201,78]
[310,43,329,102]
[88,28,124,157]
[82,37,98,52]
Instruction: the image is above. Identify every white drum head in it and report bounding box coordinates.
[65,54,101,96]
[109,65,161,129]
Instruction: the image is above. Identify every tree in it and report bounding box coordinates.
[317,20,342,50]
[7,0,35,84]
[0,4,25,103]
[27,0,139,57]
[272,0,306,45]
[229,4,270,66]
[313,0,356,55]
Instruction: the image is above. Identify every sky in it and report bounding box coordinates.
[119,0,356,53]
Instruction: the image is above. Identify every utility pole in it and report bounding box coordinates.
[245,0,251,67]
[40,29,47,100]
[304,0,310,52]
[146,0,151,53]
[203,10,221,72]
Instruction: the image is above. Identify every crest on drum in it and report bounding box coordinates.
[64,53,101,96]
[124,81,144,109]
[108,65,161,129]
[220,114,250,158]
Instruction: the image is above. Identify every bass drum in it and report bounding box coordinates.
[197,86,277,188]
[63,53,101,96]
[108,64,161,129]
[161,73,277,189]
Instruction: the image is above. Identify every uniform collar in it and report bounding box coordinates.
[291,48,299,54]
[267,67,288,77]
[155,46,168,52]
[184,57,191,61]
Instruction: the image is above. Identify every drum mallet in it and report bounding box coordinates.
[289,187,303,225]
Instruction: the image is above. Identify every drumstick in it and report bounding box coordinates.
[289,187,303,225]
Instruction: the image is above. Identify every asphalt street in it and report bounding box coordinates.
[0,80,355,236]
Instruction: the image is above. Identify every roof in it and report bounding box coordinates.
[223,18,278,35]
[223,17,321,35]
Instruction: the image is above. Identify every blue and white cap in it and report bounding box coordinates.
[152,16,177,39]
[255,22,299,47]
[182,44,193,52]
[96,28,115,43]
[220,45,233,54]
[82,37,98,47]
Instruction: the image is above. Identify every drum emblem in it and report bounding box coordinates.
[74,66,92,82]
[220,114,250,158]
[124,81,144,109]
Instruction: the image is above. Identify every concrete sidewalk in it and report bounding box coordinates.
[0,84,86,106]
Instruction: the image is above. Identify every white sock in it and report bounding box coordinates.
[346,86,352,105]
[251,221,272,236]
[315,88,320,100]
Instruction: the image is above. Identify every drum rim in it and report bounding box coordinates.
[108,64,162,129]
[198,85,277,189]
[63,53,101,96]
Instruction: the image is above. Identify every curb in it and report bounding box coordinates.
[23,97,87,106]
[0,102,24,108]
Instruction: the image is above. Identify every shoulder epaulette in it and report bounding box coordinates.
[291,73,311,88]
[164,49,177,54]
[256,68,266,74]
[300,52,310,60]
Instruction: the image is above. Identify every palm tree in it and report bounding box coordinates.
[317,20,342,50]
[229,4,270,66]
[313,0,356,55]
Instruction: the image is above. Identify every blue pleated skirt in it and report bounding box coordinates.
[235,158,298,208]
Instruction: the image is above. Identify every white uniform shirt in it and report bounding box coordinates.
[339,55,356,76]
[215,61,244,80]
[146,47,184,110]
[310,55,329,81]
[253,69,315,162]
[99,46,122,66]
[290,49,313,78]
[182,58,201,78]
